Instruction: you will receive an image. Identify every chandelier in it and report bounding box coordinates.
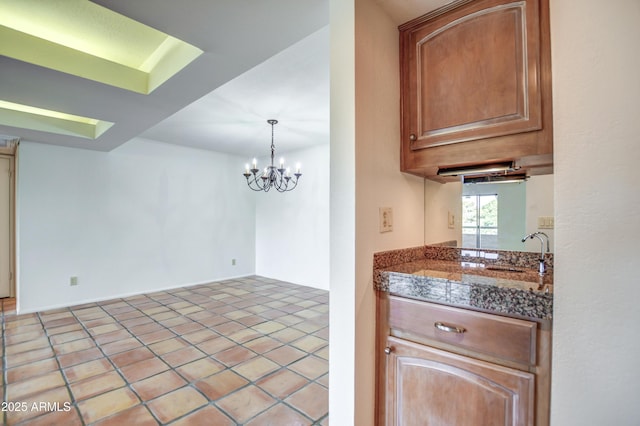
[243,119,302,192]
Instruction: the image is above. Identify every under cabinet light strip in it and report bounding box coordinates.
[437,161,516,177]
[463,173,528,184]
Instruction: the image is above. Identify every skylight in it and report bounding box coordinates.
[0,100,114,139]
[0,0,203,94]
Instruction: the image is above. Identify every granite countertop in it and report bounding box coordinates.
[374,246,554,322]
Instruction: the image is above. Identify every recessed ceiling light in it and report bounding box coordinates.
[0,0,203,94]
[0,100,114,139]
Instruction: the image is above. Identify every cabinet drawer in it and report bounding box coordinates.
[388,296,536,365]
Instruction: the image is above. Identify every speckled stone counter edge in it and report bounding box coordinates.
[374,245,554,321]
[374,245,554,270]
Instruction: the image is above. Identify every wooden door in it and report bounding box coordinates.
[385,336,534,426]
[0,156,11,297]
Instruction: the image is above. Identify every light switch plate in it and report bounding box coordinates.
[538,216,555,229]
[379,207,393,233]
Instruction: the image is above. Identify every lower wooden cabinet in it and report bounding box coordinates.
[385,336,534,426]
[376,294,551,426]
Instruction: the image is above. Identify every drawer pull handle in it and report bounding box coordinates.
[384,347,392,355]
[434,322,466,334]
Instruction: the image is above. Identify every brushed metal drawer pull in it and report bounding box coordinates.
[384,346,392,355]
[434,321,466,334]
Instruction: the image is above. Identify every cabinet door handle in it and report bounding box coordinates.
[384,346,392,355]
[409,133,417,141]
[434,322,466,334]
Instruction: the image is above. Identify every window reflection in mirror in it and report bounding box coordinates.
[424,175,554,253]
[462,193,499,249]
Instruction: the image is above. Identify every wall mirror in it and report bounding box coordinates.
[423,174,554,253]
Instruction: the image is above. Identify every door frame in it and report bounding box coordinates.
[1,147,17,299]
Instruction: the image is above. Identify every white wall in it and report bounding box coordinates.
[329,0,356,422]
[550,1,640,424]
[329,0,356,426]
[17,139,256,313]
[255,144,330,290]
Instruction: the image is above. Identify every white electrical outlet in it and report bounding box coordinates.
[70,276,78,286]
[379,207,393,233]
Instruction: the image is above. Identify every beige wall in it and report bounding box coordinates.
[525,174,554,250]
[424,179,462,245]
[330,0,425,423]
[354,1,425,424]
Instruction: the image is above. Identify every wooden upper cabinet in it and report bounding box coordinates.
[408,0,541,148]
[400,0,553,180]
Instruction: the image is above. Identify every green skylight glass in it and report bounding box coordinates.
[0,100,114,139]
[0,0,203,94]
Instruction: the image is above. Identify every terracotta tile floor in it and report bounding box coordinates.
[1,276,329,425]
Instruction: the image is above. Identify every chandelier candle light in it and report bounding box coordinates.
[243,119,302,192]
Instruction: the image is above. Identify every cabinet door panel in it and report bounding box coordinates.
[398,0,553,180]
[406,0,541,150]
[386,336,534,426]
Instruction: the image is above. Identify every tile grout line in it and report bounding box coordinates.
[83,294,199,424]
[2,280,328,425]
[79,298,173,425]
[156,282,303,423]
[89,289,263,425]
[175,282,327,423]
[150,289,249,424]
[114,292,240,425]
[153,280,327,424]
[116,295,229,424]
[35,308,87,426]
[72,296,174,424]
[63,301,159,425]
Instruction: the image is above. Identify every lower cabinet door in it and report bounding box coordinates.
[385,336,534,426]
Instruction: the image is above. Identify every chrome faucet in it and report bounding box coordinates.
[537,231,550,254]
[522,232,550,275]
